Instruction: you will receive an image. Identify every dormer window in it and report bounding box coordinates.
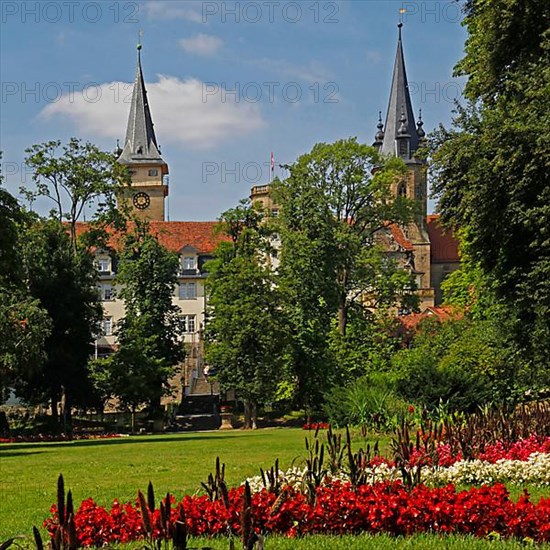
[182,256,196,270]
[97,258,111,273]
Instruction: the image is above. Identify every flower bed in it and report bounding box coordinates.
[0,433,125,444]
[247,452,550,490]
[303,422,330,431]
[45,481,550,546]
[426,435,550,467]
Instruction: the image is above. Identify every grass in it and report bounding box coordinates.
[0,428,388,540]
[91,534,544,549]
[1,428,547,546]
[8,534,542,549]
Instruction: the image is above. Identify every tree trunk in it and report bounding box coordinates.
[62,390,73,437]
[51,393,59,422]
[251,402,258,430]
[337,269,348,336]
[243,400,252,429]
[337,302,347,336]
[131,405,137,434]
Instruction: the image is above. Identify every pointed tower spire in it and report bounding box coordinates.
[118,40,165,165]
[380,23,420,161]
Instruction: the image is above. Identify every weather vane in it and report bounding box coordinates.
[399,7,406,26]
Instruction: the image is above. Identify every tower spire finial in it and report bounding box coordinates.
[399,7,406,32]
[137,29,143,63]
[373,110,385,147]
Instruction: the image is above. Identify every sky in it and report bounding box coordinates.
[1,0,467,221]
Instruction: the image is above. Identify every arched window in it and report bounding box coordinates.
[397,182,407,198]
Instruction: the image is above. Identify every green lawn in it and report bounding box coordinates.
[0,428,547,547]
[121,534,538,549]
[1,428,377,540]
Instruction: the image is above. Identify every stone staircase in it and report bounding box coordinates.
[174,368,221,431]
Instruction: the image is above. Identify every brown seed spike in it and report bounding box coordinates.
[67,514,78,550]
[57,474,65,528]
[32,526,44,550]
[66,489,74,520]
[147,481,155,513]
[138,490,152,535]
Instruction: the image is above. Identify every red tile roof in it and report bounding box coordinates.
[386,223,414,251]
[74,221,227,254]
[399,306,462,331]
[427,215,460,263]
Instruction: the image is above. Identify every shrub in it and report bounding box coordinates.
[324,375,406,430]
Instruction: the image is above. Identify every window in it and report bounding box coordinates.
[98,284,114,301]
[182,256,196,270]
[271,208,279,218]
[103,317,113,336]
[148,169,158,177]
[181,315,196,333]
[104,284,113,301]
[397,182,407,198]
[97,258,110,273]
[179,282,196,300]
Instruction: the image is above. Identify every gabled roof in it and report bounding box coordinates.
[75,221,227,255]
[118,48,166,167]
[399,305,461,331]
[427,215,460,263]
[380,24,421,160]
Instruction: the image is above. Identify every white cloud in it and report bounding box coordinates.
[40,76,265,150]
[179,34,223,56]
[141,0,204,23]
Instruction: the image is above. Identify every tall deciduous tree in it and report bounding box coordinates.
[22,138,129,250]
[18,220,101,426]
[274,139,417,409]
[0,157,51,404]
[96,221,184,427]
[205,201,286,429]
[430,0,550,380]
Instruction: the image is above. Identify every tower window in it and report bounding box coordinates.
[148,169,158,177]
[398,182,407,198]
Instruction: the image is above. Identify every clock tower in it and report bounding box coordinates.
[117,43,169,221]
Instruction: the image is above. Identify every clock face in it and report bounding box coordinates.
[133,192,150,210]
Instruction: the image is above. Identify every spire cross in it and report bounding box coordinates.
[137,29,143,51]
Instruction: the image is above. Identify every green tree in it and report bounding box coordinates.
[98,221,184,426]
[205,200,286,429]
[22,138,129,250]
[0,168,51,403]
[274,139,417,409]
[17,220,101,427]
[430,0,550,381]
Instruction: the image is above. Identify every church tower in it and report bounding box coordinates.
[117,43,169,221]
[373,23,434,307]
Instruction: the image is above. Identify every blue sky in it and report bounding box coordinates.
[1,0,467,220]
